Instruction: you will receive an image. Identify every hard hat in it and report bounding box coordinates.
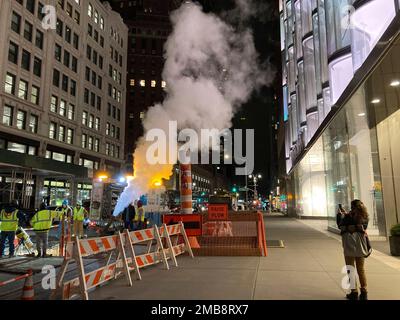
[62,199,69,206]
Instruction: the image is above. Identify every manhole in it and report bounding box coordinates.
[266,240,285,248]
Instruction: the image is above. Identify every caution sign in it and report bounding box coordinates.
[162,214,202,236]
[208,204,228,221]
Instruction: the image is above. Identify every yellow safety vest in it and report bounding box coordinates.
[73,207,85,221]
[31,210,60,232]
[135,207,145,222]
[0,209,18,232]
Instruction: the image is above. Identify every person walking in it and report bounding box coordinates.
[134,200,145,230]
[30,203,60,258]
[0,200,25,258]
[72,202,88,239]
[337,199,370,300]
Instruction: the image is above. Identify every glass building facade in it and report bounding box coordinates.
[280,0,400,236]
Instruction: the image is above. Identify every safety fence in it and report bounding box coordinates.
[194,212,268,256]
[52,222,193,300]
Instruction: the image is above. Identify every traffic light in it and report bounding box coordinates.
[232,187,237,193]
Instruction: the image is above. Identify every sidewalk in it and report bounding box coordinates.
[88,216,400,300]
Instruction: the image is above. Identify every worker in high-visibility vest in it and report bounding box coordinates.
[30,203,61,258]
[72,202,88,239]
[134,200,145,230]
[0,200,25,258]
[57,200,72,240]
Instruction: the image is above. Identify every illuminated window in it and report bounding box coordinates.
[140,80,145,87]
[151,80,156,87]
[130,79,135,86]
[161,80,166,88]
[140,112,145,119]
[88,3,92,17]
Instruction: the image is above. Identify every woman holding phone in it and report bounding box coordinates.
[337,200,370,300]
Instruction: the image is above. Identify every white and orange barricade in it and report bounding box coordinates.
[52,232,132,300]
[124,226,169,280]
[159,222,194,267]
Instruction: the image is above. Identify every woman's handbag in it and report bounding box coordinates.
[341,226,372,258]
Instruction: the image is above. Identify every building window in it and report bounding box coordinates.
[24,21,33,42]
[58,125,65,142]
[49,122,57,139]
[96,96,101,110]
[140,80,145,87]
[94,10,98,23]
[110,144,114,157]
[16,110,27,130]
[21,50,31,71]
[98,76,102,89]
[84,88,89,103]
[50,96,58,113]
[112,106,116,119]
[99,56,103,69]
[8,42,19,64]
[74,11,80,24]
[68,104,75,120]
[3,106,13,126]
[70,79,76,96]
[26,0,35,13]
[88,23,93,36]
[57,0,64,8]
[53,69,60,87]
[116,127,120,140]
[59,99,66,116]
[161,81,166,88]
[29,114,38,133]
[88,3,93,17]
[63,50,70,67]
[90,92,95,107]
[73,33,79,49]
[100,36,104,47]
[11,12,21,34]
[55,44,62,62]
[86,45,92,60]
[66,3,72,17]
[89,114,94,128]
[95,117,100,130]
[117,109,120,121]
[85,67,90,81]
[71,56,78,73]
[5,73,16,95]
[106,142,110,155]
[106,122,110,135]
[81,133,87,148]
[18,80,28,100]
[100,17,104,30]
[62,74,68,92]
[33,57,42,77]
[31,85,39,105]
[82,111,88,125]
[116,146,120,158]
[111,125,115,138]
[35,30,43,49]
[151,80,156,88]
[130,79,135,86]
[37,2,44,20]
[67,128,73,144]
[88,136,93,150]
[56,19,63,36]
[94,138,99,152]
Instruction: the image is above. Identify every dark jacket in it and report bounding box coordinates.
[122,205,136,222]
[337,211,368,235]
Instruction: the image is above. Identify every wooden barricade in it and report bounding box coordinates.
[124,226,169,280]
[159,222,194,266]
[52,232,132,300]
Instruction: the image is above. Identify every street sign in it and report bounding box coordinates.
[208,204,228,220]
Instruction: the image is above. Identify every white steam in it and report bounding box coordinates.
[113,1,273,216]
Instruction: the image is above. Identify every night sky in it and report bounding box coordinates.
[199,0,281,197]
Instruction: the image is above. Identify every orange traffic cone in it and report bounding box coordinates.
[21,270,34,300]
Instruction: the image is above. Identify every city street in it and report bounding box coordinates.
[87,215,400,300]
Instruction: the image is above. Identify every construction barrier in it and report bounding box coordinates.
[0,269,34,300]
[159,222,194,265]
[196,211,268,256]
[52,222,194,300]
[124,225,169,280]
[53,232,132,300]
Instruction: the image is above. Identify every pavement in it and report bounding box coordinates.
[87,215,400,300]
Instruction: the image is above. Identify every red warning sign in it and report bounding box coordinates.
[208,204,228,220]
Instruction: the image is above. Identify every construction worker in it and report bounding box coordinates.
[73,202,88,238]
[134,200,145,230]
[0,200,26,258]
[30,203,60,257]
[57,200,72,240]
